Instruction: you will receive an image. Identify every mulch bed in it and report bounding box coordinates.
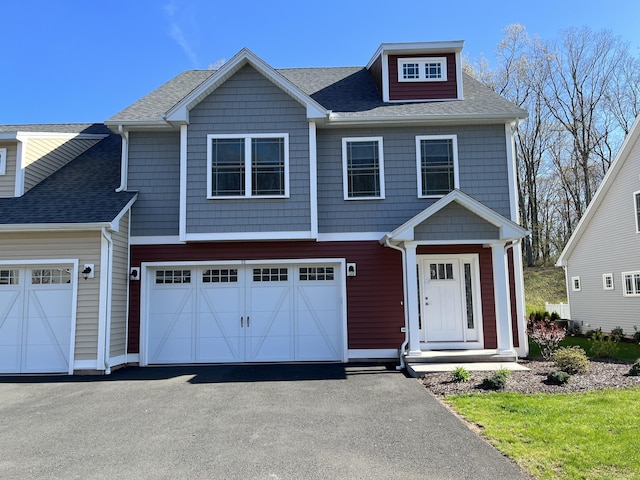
[420,358,640,396]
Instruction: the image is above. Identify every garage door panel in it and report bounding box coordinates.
[0,266,73,374]
[146,263,344,364]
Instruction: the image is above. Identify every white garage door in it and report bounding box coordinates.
[0,266,74,374]
[146,263,344,364]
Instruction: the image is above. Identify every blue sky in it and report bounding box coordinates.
[3,0,640,124]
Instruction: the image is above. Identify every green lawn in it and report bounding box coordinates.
[447,388,640,480]
[528,336,640,363]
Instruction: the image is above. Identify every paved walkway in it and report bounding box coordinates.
[0,364,529,479]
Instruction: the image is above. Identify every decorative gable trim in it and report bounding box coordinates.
[382,189,527,243]
[165,48,328,125]
[557,114,640,266]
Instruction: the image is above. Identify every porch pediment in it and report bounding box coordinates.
[383,190,527,243]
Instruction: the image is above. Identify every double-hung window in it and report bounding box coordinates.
[635,191,640,233]
[342,137,385,199]
[398,57,447,82]
[622,271,640,296]
[207,134,288,198]
[416,135,458,197]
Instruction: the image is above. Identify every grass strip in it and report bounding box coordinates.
[447,388,640,480]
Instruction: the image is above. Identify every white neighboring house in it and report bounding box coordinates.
[557,115,640,335]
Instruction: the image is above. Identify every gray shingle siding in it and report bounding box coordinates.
[414,202,500,241]
[128,131,181,236]
[185,65,311,234]
[317,124,511,233]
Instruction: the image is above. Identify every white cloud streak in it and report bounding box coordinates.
[164,2,199,67]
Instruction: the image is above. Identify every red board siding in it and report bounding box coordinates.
[128,241,405,354]
[388,53,458,101]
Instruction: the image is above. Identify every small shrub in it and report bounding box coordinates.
[590,328,620,358]
[552,346,589,374]
[629,359,640,377]
[451,366,471,382]
[481,368,510,390]
[528,318,567,360]
[633,326,640,344]
[547,370,571,385]
[611,326,624,341]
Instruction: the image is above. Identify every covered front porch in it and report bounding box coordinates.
[381,190,529,371]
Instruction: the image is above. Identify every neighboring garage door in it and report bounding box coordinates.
[146,263,344,364]
[0,266,74,374]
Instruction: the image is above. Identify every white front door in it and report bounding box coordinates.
[418,255,482,347]
[0,266,74,374]
[145,263,343,364]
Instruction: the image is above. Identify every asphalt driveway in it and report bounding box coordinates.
[0,364,528,480]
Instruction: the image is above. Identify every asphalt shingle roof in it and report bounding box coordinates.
[107,65,526,124]
[0,128,137,225]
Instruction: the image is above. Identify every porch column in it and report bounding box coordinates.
[404,242,422,355]
[491,242,515,354]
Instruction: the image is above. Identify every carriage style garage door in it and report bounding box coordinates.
[0,266,74,374]
[145,262,344,364]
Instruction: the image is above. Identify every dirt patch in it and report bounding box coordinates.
[420,358,640,396]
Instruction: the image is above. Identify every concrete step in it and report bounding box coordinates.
[404,349,517,364]
[407,362,529,377]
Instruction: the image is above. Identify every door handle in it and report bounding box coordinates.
[240,316,244,327]
[247,316,250,327]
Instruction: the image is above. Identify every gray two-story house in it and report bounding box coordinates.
[0,41,528,375]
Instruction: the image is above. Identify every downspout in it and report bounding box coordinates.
[384,238,409,370]
[115,125,128,192]
[102,227,113,374]
[504,238,521,358]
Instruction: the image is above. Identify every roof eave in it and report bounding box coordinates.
[326,112,525,126]
[367,41,465,69]
[0,222,113,232]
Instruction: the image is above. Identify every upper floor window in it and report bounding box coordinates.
[342,137,385,200]
[416,135,459,198]
[398,57,447,82]
[622,271,640,296]
[602,273,614,290]
[571,276,581,292]
[0,148,6,175]
[635,191,640,233]
[207,134,288,198]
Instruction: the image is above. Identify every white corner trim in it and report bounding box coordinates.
[0,147,6,175]
[130,235,185,245]
[14,138,25,196]
[309,121,319,238]
[179,125,188,240]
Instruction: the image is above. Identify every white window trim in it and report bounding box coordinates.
[415,134,459,198]
[398,57,447,83]
[341,136,385,200]
[0,147,6,175]
[634,190,640,233]
[622,271,640,296]
[206,133,289,199]
[602,273,614,290]
[571,276,581,292]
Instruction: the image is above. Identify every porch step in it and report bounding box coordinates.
[404,349,517,364]
[407,362,528,377]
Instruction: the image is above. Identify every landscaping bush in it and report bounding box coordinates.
[552,346,589,374]
[629,359,640,377]
[481,368,510,390]
[611,326,624,341]
[451,366,471,382]
[528,317,567,360]
[633,326,640,344]
[590,327,620,358]
[547,370,571,385]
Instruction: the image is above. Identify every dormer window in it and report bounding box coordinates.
[398,57,447,82]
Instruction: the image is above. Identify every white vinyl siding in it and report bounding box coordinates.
[342,137,385,200]
[0,143,17,196]
[0,147,6,175]
[207,133,289,199]
[110,212,130,360]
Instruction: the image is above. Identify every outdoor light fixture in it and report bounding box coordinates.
[82,264,94,280]
[347,262,357,277]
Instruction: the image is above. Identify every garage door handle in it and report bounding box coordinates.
[240,316,243,327]
[247,316,250,327]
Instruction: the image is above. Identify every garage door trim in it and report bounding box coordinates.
[140,258,347,365]
[0,258,78,375]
